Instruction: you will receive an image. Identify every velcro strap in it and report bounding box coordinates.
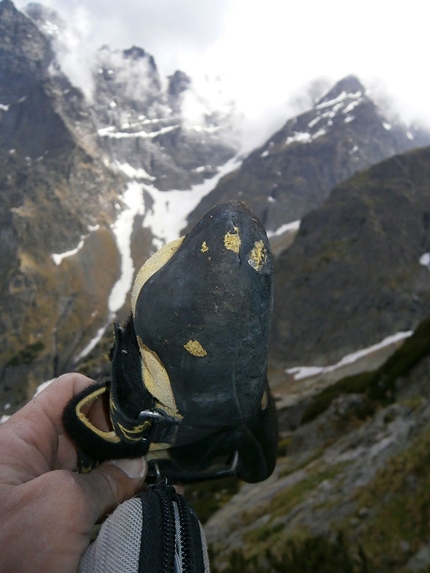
[109,322,180,445]
[109,395,179,445]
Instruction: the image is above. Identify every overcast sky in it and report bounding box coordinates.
[14,0,430,144]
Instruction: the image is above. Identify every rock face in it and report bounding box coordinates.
[271,145,430,368]
[0,0,240,408]
[0,0,53,103]
[0,1,123,406]
[187,75,430,234]
[90,43,240,192]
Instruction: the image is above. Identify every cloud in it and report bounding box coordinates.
[51,6,95,100]
[15,0,430,144]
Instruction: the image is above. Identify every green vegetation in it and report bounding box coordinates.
[210,534,370,573]
[350,426,430,571]
[277,434,293,457]
[268,462,349,520]
[208,319,430,572]
[301,317,430,424]
[185,476,240,524]
[6,340,45,367]
[240,461,349,539]
[210,426,430,572]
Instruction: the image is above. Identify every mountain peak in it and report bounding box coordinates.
[317,75,366,106]
[0,0,53,104]
[168,70,191,98]
[123,45,158,74]
[0,0,15,10]
[0,0,18,17]
[123,46,147,60]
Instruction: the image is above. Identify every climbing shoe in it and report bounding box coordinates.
[63,201,278,483]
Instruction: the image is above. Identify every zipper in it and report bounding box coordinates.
[150,478,195,573]
[173,493,192,573]
[151,480,176,573]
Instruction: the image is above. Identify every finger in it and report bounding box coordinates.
[0,374,95,482]
[31,373,96,434]
[78,458,148,523]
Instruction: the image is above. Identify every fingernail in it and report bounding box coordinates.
[110,457,147,479]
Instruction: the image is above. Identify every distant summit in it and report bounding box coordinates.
[316,74,365,105]
[187,75,430,233]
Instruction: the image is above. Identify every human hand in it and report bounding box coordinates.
[0,373,147,573]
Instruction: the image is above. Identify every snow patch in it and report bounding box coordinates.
[267,220,301,238]
[52,237,86,265]
[108,182,145,313]
[0,104,9,111]
[285,126,326,147]
[343,100,361,114]
[308,115,322,128]
[316,91,362,110]
[285,132,312,146]
[344,115,355,123]
[419,253,430,269]
[112,160,156,181]
[98,124,179,139]
[74,320,111,363]
[141,155,242,247]
[192,125,223,134]
[383,122,392,130]
[407,131,414,140]
[312,128,326,140]
[287,331,413,380]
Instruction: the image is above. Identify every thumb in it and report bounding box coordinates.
[79,457,147,523]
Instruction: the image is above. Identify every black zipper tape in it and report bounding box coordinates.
[142,480,206,573]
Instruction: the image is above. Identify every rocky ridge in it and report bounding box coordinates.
[187,76,430,234]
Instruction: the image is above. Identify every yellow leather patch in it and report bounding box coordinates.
[137,337,179,414]
[248,240,267,271]
[117,421,151,442]
[76,386,121,444]
[131,236,185,315]
[184,339,208,357]
[224,227,241,253]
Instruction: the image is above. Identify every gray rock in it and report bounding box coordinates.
[271,145,430,367]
